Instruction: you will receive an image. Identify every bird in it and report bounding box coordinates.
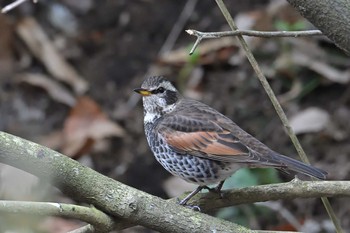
[134,76,327,206]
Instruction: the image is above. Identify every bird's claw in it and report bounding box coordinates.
[176,198,201,211]
[186,204,201,211]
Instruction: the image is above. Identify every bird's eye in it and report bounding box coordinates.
[152,87,165,94]
[157,87,165,93]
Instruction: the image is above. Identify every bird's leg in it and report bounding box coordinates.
[203,180,225,198]
[177,182,225,210]
[178,186,204,208]
[214,180,225,193]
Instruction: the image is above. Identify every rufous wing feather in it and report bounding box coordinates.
[158,123,251,160]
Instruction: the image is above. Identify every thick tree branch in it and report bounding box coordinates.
[286,0,350,55]
[0,131,250,233]
[1,131,349,232]
[0,201,115,232]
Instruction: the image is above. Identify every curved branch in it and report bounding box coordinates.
[0,131,249,233]
[0,201,115,232]
[1,131,349,232]
[177,179,350,212]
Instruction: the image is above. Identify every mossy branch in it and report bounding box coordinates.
[1,131,349,232]
[0,201,115,233]
[178,179,350,212]
[0,131,250,233]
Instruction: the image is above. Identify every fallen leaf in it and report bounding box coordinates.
[16,17,88,94]
[62,96,124,158]
[16,73,76,106]
[277,79,303,104]
[291,51,350,84]
[0,15,15,77]
[290,107,330,134]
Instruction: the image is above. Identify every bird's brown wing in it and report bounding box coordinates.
[156,98,327,179]
[157,115,276,165]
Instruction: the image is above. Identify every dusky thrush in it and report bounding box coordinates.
[134,76,327,206]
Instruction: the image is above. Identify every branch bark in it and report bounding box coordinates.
[0,131,249,233]
[0,201,115,232]
[1,131,349,232]
[286,0,350,55]
[180,179,350,212]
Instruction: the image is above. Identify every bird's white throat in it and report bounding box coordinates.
[144,112,159,123]
[143,103,176,124]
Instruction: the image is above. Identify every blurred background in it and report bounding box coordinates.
[0,0,349,232]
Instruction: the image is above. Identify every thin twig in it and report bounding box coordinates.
[214,0,343,232]
[186,29,322,54]
[0,201,115,232]
[159,0,198,55]
[1,0,37,13]
[187,29,323,38]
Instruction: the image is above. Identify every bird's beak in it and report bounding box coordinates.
[134,88,152,96]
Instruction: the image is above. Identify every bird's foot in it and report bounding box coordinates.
[176,197,201,211]
[186,204,201,212]
[176,186,205,211]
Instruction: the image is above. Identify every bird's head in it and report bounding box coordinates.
[134,76,181,121]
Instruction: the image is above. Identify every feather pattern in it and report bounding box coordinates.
[157,98,327,179]
[136,76,327,189]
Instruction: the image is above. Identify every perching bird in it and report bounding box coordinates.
[134,76,327,206]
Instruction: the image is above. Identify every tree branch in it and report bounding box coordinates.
[186,29,323,55]
[186,29,323,38]
[0,201,115,232]
[0,131,250,233]
[1,131,349,232]
[177,179,350,212]
[286,0,350,55]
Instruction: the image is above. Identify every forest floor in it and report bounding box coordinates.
[0,0,349,232]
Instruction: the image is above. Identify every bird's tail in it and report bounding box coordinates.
[272,153,327,180]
